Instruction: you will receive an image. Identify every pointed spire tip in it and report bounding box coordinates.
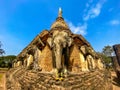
[58,7,62,17]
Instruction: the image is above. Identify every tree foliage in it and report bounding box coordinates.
[102,45,113,57]
[97,52,112,64]
[0,55,16,68]
[0,41,5,55]
[0,41,16,68]
[97,45,113,68]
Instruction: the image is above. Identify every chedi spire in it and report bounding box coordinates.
[50,7,70,31]
[58,7,62,17]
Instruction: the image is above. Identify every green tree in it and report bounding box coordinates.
[0,41,16,68]
[102,45,113,57]
[0,41,5,67]
[97,45,113,69]
[97,52,112,64]
[0,55,16,68]
[0,41,5,55]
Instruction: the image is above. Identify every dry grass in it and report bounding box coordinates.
[0,72,6,90]
[0,68,7,85]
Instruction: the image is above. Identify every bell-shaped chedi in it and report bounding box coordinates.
[13,8,104,73]
[6,8,112,90]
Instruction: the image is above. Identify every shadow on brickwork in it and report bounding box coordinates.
[112,76,120,87]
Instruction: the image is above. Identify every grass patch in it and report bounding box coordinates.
[0,68,7,82]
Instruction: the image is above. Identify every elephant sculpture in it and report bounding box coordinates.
[47,30,73,80]
[16,61,22,67]
[79,50,89,71]
[26,54,34,69]
[96,58,104,70]
[80,45,96,71]
[24,46,42,71]
[32,46,42,71]
[86,54,95,70]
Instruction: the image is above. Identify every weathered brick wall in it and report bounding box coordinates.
[6,67,112,90]
[38,44,83,72]
[39,45,53,72]
[69,44,81,72]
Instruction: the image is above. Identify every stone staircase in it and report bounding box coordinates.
[6,67,112,90]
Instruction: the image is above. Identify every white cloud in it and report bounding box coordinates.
[68,22,87,36]
[90,3,101,18]
[83,0,106,21]
[110,20,120,25]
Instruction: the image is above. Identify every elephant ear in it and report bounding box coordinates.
[87,47,96,57]
[80,45,86,55]
[68,37,73,47]
[47,37,53,48]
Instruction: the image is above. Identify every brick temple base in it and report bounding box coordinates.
[6,67,112,90]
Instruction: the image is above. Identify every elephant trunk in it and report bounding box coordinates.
[55,44,63,71]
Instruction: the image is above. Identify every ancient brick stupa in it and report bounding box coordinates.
[6,8,112,90]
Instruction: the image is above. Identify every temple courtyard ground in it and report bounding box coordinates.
[0,69,120,90]
[0,69,7,90]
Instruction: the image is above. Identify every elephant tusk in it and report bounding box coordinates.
[38,38,44,46]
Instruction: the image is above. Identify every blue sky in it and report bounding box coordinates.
[0,0,120,55]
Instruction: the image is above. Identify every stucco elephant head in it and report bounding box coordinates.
[47,30,73,80]
[80,45,96,70]
[47,31,73,48]
[80,45,96,58]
